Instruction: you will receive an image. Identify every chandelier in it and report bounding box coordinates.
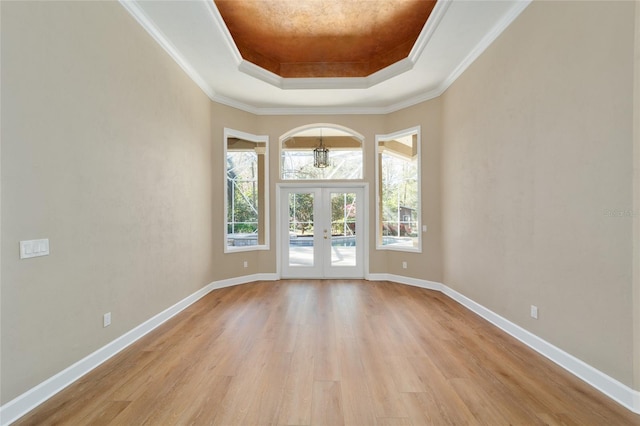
[313,131,329,168]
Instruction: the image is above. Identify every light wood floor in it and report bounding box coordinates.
[15,280,640,425]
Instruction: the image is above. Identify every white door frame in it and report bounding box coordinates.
[276,183,369,279]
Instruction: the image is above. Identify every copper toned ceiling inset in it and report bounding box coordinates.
[214,0,437,78]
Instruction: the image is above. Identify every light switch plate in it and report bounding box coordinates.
[103,312,111,327]
[530,305,538,319]
[20,239,50,259]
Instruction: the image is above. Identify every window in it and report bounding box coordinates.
[281,125,363,180]
[376,126,421,251]
[224,128,269,252]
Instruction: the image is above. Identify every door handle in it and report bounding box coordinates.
[323,229,328,239]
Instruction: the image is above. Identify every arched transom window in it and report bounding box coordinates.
[280,124,363,180]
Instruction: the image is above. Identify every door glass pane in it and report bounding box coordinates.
[288,192,314,267]
[330,192,357,266]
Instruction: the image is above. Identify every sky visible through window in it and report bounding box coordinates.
[281,149,362,180]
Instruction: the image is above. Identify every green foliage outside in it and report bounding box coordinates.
[381,153,419,237]
[289,193,314,235]
[227,153,258,234]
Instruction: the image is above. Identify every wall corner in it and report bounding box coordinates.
[633,0,640,393]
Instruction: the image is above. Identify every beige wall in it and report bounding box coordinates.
[441,0,636,386]
[0,1,4,408]
[1,0,637,410]
[0,0,445,402]
[633,0,640,390]
[1,1,213,403]
[387,100,443,282]
[210,102,262,280]
[212,109,443,280]
[210,109,389,277]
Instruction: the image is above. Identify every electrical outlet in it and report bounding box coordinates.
[243,261,248,268]
[103,312,111,327]
[402,261,407,269]
[530,305,538,319]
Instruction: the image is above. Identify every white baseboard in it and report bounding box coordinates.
[0,273,277,426]
[211,273,278,290]
[369,273,640,414]
[367,273,442,291]
[440,285,640,414]
[2,273,637,424]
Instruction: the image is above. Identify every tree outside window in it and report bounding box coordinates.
[376,127,421,251]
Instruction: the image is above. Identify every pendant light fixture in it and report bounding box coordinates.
[313,129,329,168]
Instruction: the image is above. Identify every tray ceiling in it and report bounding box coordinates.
[214,0,437,78]
[119,0,531,115]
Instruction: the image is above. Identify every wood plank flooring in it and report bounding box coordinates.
[14,280,640,425]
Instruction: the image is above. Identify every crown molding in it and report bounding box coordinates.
[439,0,532,93]
[237,57,415,91]
[211,83,446,116]
[409,0,452,62]
[252,106,388,116]
[211,93,262,116]
[236,0,531,116]
[232,1,452,91]
[237,60,284,88]
[121,0,531,116]
[205,0,243,64]
[118,0,216,100]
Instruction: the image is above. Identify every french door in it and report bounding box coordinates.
[280,186,364,278]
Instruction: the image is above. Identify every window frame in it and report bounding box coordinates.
[224,128,270,253]
[279,123,365,181]
[375,126,422,253]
